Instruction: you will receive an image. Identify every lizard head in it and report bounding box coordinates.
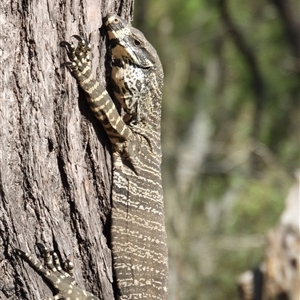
[104,13,163,126]
[104,13,160,70]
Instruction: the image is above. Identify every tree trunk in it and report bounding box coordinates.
[0,0,133,299]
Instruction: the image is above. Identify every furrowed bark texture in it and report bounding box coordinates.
[0,0,134,299]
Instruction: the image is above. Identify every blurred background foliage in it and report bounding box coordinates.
[133,0,299,299]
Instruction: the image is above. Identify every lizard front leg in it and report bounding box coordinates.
[15,244,99,300]
[60,36,134,146]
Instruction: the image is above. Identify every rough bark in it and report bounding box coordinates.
[0,0,133,299]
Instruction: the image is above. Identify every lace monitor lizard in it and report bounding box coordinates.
[16,13,168,300]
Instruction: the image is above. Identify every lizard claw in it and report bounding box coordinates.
[71,34,88,45]
[71,35,91,57]
[60,40,74,51]
[61,35,92,77]
[62,61,79,71]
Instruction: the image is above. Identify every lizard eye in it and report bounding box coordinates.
[133,39,141,46]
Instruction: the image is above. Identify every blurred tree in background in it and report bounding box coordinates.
[134,0,299,299]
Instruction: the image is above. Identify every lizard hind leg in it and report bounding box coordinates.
[41,245,72,279]
[14,248,52,278]
[37,243,77,289]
